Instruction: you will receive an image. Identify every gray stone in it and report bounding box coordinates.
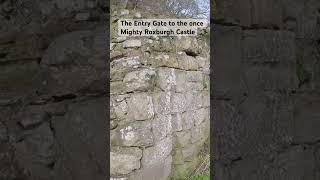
[113,100,128,120]
[175,37,201,55]
[153,92,172,115]
[127,93,154,120]
[152,114,173,141]
[156,67,176,91]
[134,12,142,18]
[111,56,142,81]
[185,92,209,110]
[191,120,209,144]
[123,39,142,48]
[123,68,156,92]
[181,143,201,162]
[171,93,187,113]
[110,147,142,175]
[111,121,154,147]
[142,136,173,166]
[130,155,172,180]
[176,131,191,147]
[175,70,203,92]
[176,55,199,70]
[120,10,130,15]
[172,113,183,132]
[182,108,209,129]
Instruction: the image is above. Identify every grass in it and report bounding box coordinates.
[190,175,210,180]
[187,140,210,180]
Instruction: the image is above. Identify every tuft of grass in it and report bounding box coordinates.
[190,175,210,180]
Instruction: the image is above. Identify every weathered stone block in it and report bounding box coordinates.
[111,121,154,147]
[191,120,209,144]
[183,108,209,127]
[123,68,156,92]
[185,92,209,111]
[152,114,173,141]
[131,155,172,180]
[156,67,176,91]
[110,147,142,175]
[176,55,199,70]
[175,37,201,55]
[175,70,203,92]
[127,93,154,120]
[172,113,183,132]
[142,136,172,166]
[171,93,187,113]
[181,143,202,162]
[152,92,172,115]
[111,56,142,81]
[123,39,142,48]
[176,131,191,147]
[113,99,128,120]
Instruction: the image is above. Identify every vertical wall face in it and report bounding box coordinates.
[213,0,320,179]
[110,10,210,180]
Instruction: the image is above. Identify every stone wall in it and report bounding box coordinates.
[110,10,210,179]
[0,0,108,179]
[212,0,320,179]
